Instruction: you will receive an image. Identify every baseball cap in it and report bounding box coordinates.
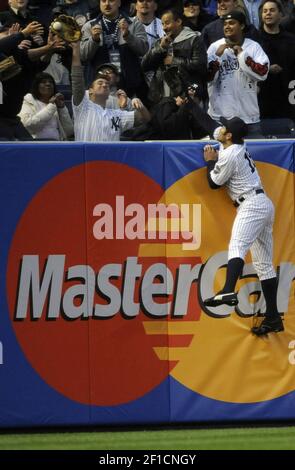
[220,116,248,143]
[96,63,119,76]
[222,10,246,25]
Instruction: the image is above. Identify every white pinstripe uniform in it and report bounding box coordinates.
[73,94,135,142]
[210,140,276,281]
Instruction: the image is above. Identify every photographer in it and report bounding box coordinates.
[121,84,208,140]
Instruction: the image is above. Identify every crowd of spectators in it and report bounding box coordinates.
[0,0,295,141]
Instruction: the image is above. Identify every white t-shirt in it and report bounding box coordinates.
[210,143,262,201]
[73,94,135,142]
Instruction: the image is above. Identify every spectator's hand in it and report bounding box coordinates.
[47,31,66,51]
[117,89,128,109]
[91,24,102,42]
[232,45,243,56]
[32,34,44,46]
[8,23,21,35]
[131,97,144,110]
[49,93,65,108]
[54,93,65,108]
[175,96,186,106]
[22,21,44,38]
[204,145,218,161]
[17,39,32,50]
[160,33,173,49]
[118,19,129,39]
[163,55,173,65]
[269,64,283,74]
[215,43,229,57]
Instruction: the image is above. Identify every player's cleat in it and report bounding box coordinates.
[203,292,238,307]
[251,316,284,336]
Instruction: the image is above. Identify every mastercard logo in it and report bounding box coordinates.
[6,161,295,406]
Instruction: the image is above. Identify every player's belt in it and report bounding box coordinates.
[234,189,264,207]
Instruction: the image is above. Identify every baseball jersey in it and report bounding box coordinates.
[210,142,262,201]
[207,38,269,124]
[73,94,135,142]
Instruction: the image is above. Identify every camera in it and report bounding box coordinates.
[186,83,199,96]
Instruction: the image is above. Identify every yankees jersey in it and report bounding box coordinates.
[73,94,135,142]
[210,142,262,201]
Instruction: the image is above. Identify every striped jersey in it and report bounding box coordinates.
[73,94,134,142]
[210,143,262,201]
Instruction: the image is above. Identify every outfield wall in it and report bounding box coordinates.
[0,141,294,428]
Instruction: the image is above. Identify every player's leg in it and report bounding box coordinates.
[204,199,270,307]
[250,222,283,335]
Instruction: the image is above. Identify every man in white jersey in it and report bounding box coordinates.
[207,10,269,138]
[70,40,150,141]
[189,93,284,336]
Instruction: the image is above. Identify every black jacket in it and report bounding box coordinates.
[142,27,207,104]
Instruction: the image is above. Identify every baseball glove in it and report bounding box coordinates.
[0,56,22,81]
[50,15,82,42]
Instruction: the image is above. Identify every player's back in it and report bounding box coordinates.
[219,143,262,201]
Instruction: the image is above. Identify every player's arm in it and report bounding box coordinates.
[132,98,151,125]
[70,40,85,106]
[186,88,219,138]
[203,145,221,189]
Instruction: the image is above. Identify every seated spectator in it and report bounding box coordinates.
[201,0,259,48]
[19,72,74,139]
[183,0,215,33]
[71,40,150,141]
[141,8,207,106]
[80,0,148,100]
[258,0,295,120]
[207,11,269,137]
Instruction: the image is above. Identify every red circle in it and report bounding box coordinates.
[7,162,185,405]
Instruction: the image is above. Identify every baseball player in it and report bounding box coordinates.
[188,91,283,336]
